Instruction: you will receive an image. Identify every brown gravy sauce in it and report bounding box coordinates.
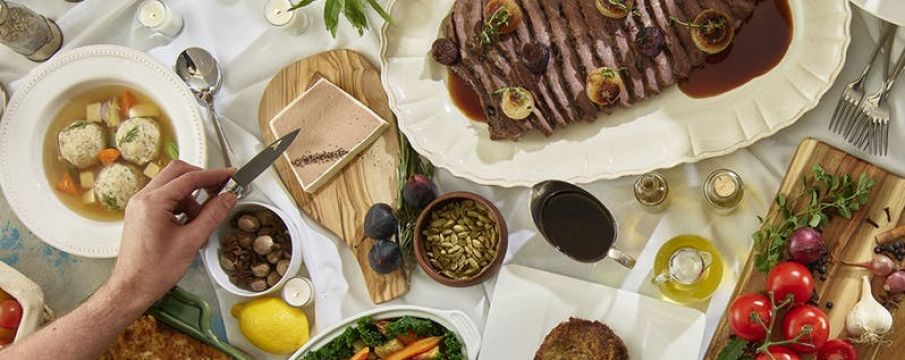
[679,0,793,98]
[448,70,486,122]
[540,192,616,262]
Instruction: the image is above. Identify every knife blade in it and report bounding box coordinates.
[220,128,300,196]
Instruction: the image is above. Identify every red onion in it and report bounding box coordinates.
[99,100,110,123]
[885,271,905,293]
[839,254,897,277]
[787,227,825,265]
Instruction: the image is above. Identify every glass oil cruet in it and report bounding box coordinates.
[652,234,724,304]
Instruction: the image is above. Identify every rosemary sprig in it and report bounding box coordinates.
[396,133,434,269]
[289,0,392,37]
[478,6,511,47]
[753,165,874,273]
[670,15,727,34]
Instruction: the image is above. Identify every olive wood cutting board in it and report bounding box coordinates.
[257,50,408,304]
[704,138,905,359]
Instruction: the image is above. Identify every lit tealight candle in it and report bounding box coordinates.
[137,0,184,38]
[281,277,314,307]
[264,0,310,35]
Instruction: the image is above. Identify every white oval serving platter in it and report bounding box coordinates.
[380,0,851,187]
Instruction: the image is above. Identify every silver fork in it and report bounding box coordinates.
[850,44,905,156]
[831,23,896,134]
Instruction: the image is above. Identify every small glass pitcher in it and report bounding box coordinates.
[653,247,713,286]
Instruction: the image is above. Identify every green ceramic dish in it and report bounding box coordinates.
[149,287,251,360]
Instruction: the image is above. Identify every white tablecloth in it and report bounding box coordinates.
[1,1,904,359]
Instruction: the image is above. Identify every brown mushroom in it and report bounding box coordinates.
[267,251,283,264]
[251,263,271,278]
[266,271,282,287]
[237,215,260,233]
[276,259,290,276]
[253,235,275,255]
[237,232,255,249]
[219,255,237,273]
[255,210,277,227]
[249,279,268,292]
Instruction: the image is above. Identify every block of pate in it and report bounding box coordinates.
[269,77,389,193]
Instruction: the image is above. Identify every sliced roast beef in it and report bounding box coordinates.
[437,0,758,140]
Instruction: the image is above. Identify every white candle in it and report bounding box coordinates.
[281,277,314,307]
[137,0,184,38]
[264,0,309,35]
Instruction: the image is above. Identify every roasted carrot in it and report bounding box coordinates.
[119,91,136,117]
[56,173,79,195]
[98,148,120,165]
[385,337,441,360]
[349,347,369,360]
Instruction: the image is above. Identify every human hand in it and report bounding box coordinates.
[106,161,238,309]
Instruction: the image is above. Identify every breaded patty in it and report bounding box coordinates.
[534,317,629,360]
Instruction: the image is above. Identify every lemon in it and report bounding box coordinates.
[231,297,310,354]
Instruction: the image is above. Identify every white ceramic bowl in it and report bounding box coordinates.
[289,305,481,360]
[0,261,44,343]
[0,45,207,258]
[202,201,303,297]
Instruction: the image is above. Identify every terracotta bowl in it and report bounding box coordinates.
[414,192,508,287]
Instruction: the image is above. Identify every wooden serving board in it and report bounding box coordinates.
[258,50,408,304]
[704,138,905,359]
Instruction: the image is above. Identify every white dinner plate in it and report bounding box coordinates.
[380,0,851,187]
[851,0,905,27]
[481,265,706,359]
[0,45,206,258]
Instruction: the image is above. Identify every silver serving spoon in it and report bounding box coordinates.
[175,47,234,167]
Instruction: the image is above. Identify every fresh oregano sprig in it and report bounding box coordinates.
[289,0,392,37]
[396,133,433,270]
[753,165,874,273]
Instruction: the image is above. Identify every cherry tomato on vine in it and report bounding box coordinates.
[0,326,15,345]
[766,262,815,304]
[756,346,802,360]
[782,304,829,354]
[0,300,22,330]
[817,339,856,360]
[729,293,772,341]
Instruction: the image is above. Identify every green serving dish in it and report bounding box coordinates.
[149,286,251,360]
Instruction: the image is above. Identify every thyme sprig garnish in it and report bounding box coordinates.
[753,165,874,273]
[606,0,640,17]
[670,15,727,34]
[396,134,434,270]
[479,6,511,47]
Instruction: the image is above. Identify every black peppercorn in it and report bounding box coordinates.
[825,301,834,309]
[875,246,883,254]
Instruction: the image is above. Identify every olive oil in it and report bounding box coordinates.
[653,234,724,304]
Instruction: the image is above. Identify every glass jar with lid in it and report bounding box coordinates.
[0,0,63,62]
